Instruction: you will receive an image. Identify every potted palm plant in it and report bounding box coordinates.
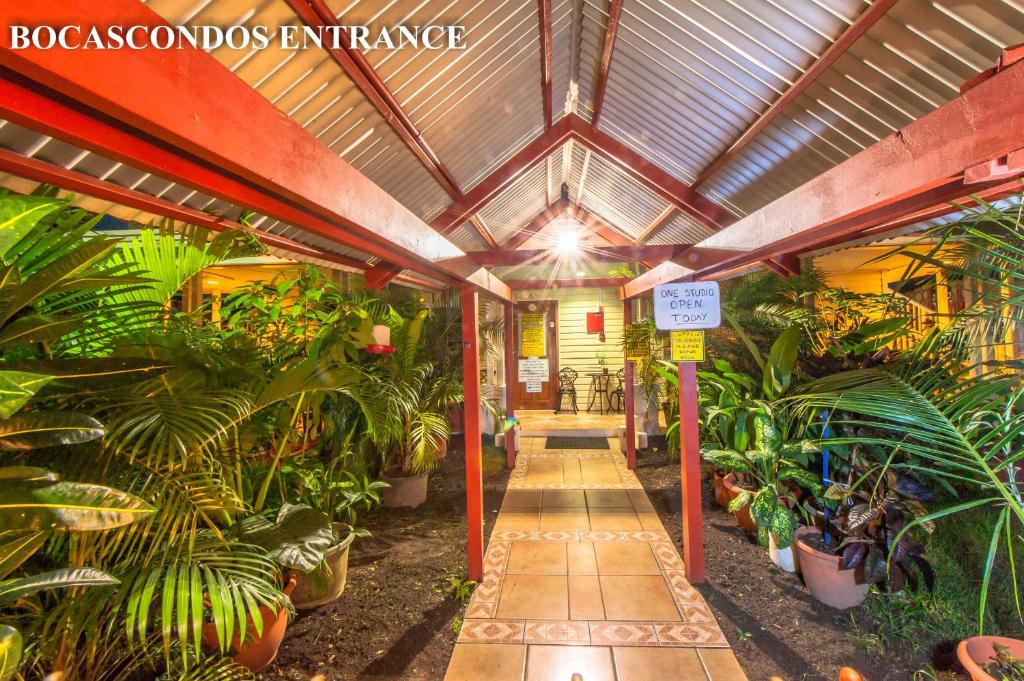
[373,310,461,508]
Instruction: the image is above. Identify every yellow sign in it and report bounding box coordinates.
[670,330,705,362]
[623,325,651,362]
[520,312,546,357]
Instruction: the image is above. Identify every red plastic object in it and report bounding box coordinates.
[364,344,395,354]
[586,310,604,333]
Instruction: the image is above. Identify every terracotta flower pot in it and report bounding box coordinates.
[382,472,428,508]
[712,472,729,509]
[957,636,1024,681]
[202,577,296,672]
[289,526,355,610]
[722,473,757,534]
[794,527,868,609]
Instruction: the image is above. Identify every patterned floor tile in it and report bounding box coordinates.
[653,622,729,647]
[458,619,525,644]
[465,601,497,618]
[472,574,503,602]
[650,542,686,570]
[589,621,659,646]
[523,620,590,645]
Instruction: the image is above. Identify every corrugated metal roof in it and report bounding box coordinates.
[696,0,1024,215]
[645,210,717,245]
[478,156,553,245]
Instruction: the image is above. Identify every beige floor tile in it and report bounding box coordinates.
[540,508,590,531]
[562,458,583,484]
[699,649,748,680]
[580,468,623,484]
[526,469,563,484]
[637,511,666,531]
[525,645,615,681]
[542,489,587,508]
[613,647,707,681]
[599,576,681,621]
[593,542,661,575]
[588,508,643,531]
[502,490,543,509]
[445,643,527,681]
[567,542,598,575]
[568,575,605,619]
[507,542,568,575]
[497,575,569,620]
[628,490,657,513]
[495,511,540,531]
[585,489,634,508]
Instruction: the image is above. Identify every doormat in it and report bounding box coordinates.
[545,436,610,450]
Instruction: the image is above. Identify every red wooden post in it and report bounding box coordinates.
[623,300,636,469]
[678,361,705,583]
[461,285,484,582]
[504,302,517,469]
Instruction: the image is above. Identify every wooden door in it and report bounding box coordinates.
[512,301,558,409]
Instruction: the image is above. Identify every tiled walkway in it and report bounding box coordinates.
[444,437,747,681]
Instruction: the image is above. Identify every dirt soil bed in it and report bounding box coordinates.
[260,437,507,681]
[634,451,959,681]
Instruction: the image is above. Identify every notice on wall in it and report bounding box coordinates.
[653,282,721,330]
[520,312,547,357]
[670,330,705,362]
[525,381,542,393]
[518,358,548,383]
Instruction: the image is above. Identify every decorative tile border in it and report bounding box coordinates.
[458,619,524,644]
[489,530,670,543]
[589,621,659,646]
[651,542,687,570]
[483,541,510,576]
[654,623,729,647]
[524,620,590,645]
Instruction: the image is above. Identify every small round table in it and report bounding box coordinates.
[585,372,613,414]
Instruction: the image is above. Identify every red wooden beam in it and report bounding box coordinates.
[690,0,898,189]
[568,117,736,231]
[0,4,510,300]
[508,277,629,290]
[285,0,462,199]
[678,361,705,583]
[591,0,623,127]
[469,215,500,250]
[537,0,554,129]
[460,285,485,582]
[364,262,405,290]
[430,117,575,234]
[503,302,517,469]
[623,300,636,470]
[471,244,680,266]
[572,204,633,246]
[622,61,1024,298]
[0,148,441,289]
[634,205,675,244]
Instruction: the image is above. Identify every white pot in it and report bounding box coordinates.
[769,534,797,573]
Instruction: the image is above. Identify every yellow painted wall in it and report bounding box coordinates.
[514,287,625,376]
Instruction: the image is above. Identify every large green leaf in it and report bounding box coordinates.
[0,195,62,260]
[0,314,82,349]
[0,411,104,450]
[0,624,21,681]
[238,503,334,572]
[762,326,801,399]
[1,357,172,388]
[0,531,46,580]
[0,567,118,606]
[0,371,53,419]
[0,479,154,531]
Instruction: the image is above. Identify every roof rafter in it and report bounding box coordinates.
[472,244,680,266]
[690,0,898,189]
[0,148,440,289]
[537,0,553,128]
[623,60,1024,298]
[591,0,624,127]
[634,205,675,244]
[284,0,463,200]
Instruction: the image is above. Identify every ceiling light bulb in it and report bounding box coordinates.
[576,271,586,277]
[556,230,578,254]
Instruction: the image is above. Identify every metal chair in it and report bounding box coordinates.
[610,367,626,412]
[555,367,579,414]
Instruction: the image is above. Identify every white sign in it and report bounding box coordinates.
[525,381,542,393]
[653,282,722,330]
[518,358,548,383]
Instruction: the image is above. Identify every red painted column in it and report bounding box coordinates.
[678,361,705,583]
[461,285,484,582]
[623,300,637,469]
[504,302,517,469]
